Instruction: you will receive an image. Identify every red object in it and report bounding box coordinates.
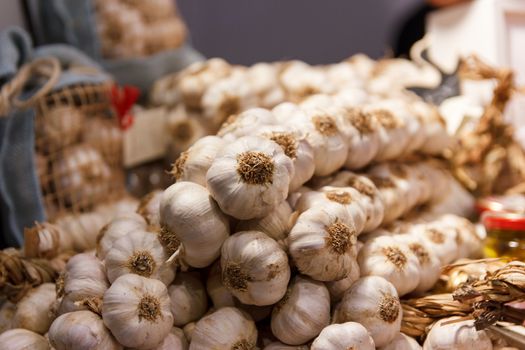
[111,84,140,130]
[482,211,525,232]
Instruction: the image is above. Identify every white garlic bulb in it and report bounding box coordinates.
[102,274,173,349]
[171,136,225,186]
[55,211,108,251]
[340,108,381,169]
[367,174,406,224]
[333,276,402,348]
[58,253,109,315]
[310,322,375,350]
[0,301,15,333]
[159,181,230,268]
[23,222,74,259]
[189,307,257,350]
[358,235,421,296]
[166,106,208,156]
[412,223,459,264]
[206,136,294,220]
[271,275,330,345]
[293,108,348,176]
[294,186,367,234]
[436,214,482,259]
[96,216,147,259]
[236,200,293,243]
[0,328,50,350]
[394,234,441,294]
[379,332,422,350]
[104,230,175,285]
[325,258,360,302]
[288,206,358,281]
[264,342,309,350]
[168,272,208,326]
[330,171,384,232]
[221,231,291,306]
[137,190,163,229]
[217,108,277,140]
[280,61,332,102]
[367,106,409,162]
[36,105,84,150]
[423,317,493,350]
[49,310,121,350]
[12,283,56,334]
[257,127,315,191]
[150,327,189,350]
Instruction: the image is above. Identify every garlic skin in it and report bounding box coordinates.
[58,253,109,315]
[295,186,367,234]
[379,332,422,350]
[395,234,441,294]
[166,106,209,157]
[412,223,459,265]
[325,258,360,302]
[171,136,225,187]
[436,214,482,259]
[104,230,175,285]
[333,276,402,348]
[0,328,50,350]
[264,342,309,350]
[271,275,330,345]
[423,317,493,350]
[221,231,290,306]
[149,327,189,350]
[288,206,358,281]
[368,106,409,162]
[37,106,84,150]
[217,108,277,140]
[310,322,375,350]
[0,301,15,333]
[102,274,173,349]
[236,200,293,242]
[137,190,163,229]
[49,311,122,350]
[293,108,348,176]
[206,261,236,308]
[159,181,230,268]
[207,136,293,220]
[189,307,257,350]
[12,283,56,334]
[340,108,381,169]
[183,322,196,342]
[96,216,148,259]
[168,272,208,326]
[24,222,74,259]
[358,235,421,296]
[368,173,406,224]
[330,171,384,232]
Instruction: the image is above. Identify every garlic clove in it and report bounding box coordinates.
[189,307,257,350]
[423,317,492,350]
[168,272,208,327]
[102,274,173,350]
[221,231,291,306]
[333,276,402,348]
[271,275,330,345]
[379,332,422,350]
[310,322,375,350]
[159,181,230,268]
[0,328,50,350]
[12,283,56,334]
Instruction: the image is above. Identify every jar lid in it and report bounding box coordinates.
[476,194,525,214]
[482,210,525,231]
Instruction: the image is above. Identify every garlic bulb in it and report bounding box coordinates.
[333,276,402,348]
[264,342,309,350]
[340,108,381,169]
[325,258,360,302]
[217,108,277,140]
[102,274,173,349]
[436,214,482,259]
[236,200,293,243]
[36,105,84,150]
[257,127,315,191]
[58,253,109,315]
[171,136,225,186]
[12,283,56,334]
[49,311,122,350]
[412,223,459,264]
[358,235,421,296]
[150,327,189,350]
[288,206,358,281]
[0,301,15,333]
[54,145,112,207]
[137,190,163,229]
[330,171,384,232]
[96,216,147,259]
[310,322,375,350]
[379,332,421,350]
[206,136,294,220]
[280,61,332,102]
[271,275,330,345]
[423,317,492,350]
[293,108,348,176]
[166,106,208,155]
[0,329,50,350]
[168,272,208,326]
[367,106,409,162]
[395,234,441,294]
[294,186,367,234]
[159,181,230,268]
[221,231,291,306]
[189,307,257,350]
[104,230,175,285]
[24,222,74,259]
[367,174,406,224]
[82,117,123,164]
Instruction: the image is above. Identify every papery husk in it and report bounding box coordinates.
[0,249,69,302]
[437,258,508,293]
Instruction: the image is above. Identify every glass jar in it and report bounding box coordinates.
[482,211,525,259]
